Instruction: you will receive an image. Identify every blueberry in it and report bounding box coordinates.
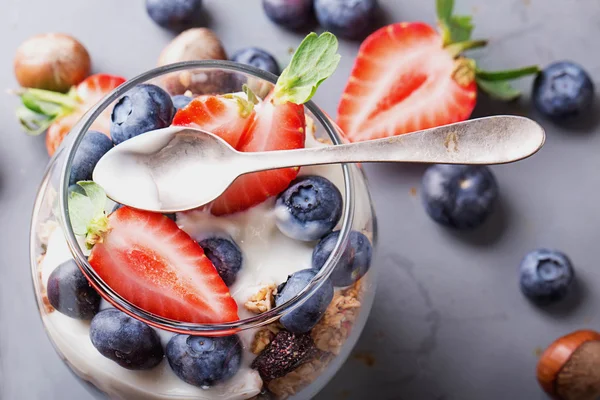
[166,334,242,387]
[275,269,333,334]
[312,230,372,287]
[314,0,377,40]
[68,131,113,185]
[519,249,575,305]
[146,0,204,30]
[262,0,314,30]
[231,48,280,76]
[90,309,164,370]
[172,95,192,111]
[275,175,343,241]
[421,164,498,230]
[111,84,175,145]
[197,236,243,286]
[533,61,595,120]
[47,260,101,319]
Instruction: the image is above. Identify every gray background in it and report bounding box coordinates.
[1,0,599,399]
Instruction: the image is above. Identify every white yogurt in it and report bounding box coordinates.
[38,131,371,399]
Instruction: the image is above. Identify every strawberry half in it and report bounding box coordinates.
[88,206,239,323]
[16,73,126,156]
[337,1,539,142]
[211,95,305,215]
[173,93,306,215]
[172,94,253,148]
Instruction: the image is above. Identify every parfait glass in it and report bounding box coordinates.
[30,61,378,400]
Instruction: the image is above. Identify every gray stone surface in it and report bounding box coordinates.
[1,0,599,399]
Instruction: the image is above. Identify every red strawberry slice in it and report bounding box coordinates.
[173,95,253,148]
[88,206,239,323]
[337,23,477,142]
[173,94,306,215]
[46,74,125,156]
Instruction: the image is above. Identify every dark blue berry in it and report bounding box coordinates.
[146,0,204,30]
[275,175,342,241]
[421,164,498,230]
[68,131,113,185]
[197,236,243,286]
[312,230,372,287]
[275,269,333,334]
[90,309,164,370]
[172,95,192,111]
[314,0,377,40]
[47,260,101,319]
[231,48,280,76]
[519,249,575,305]
[111,84,175,145]
[262,0,314,30]
[166,334,242,387]
[533,61,595,120]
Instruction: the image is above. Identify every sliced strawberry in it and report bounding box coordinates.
[337,23,477,142]
[44,74,125,156]
[173,94,306,215]
[211,98,305,215]
[173,95,253,148]
[88,207,239,323]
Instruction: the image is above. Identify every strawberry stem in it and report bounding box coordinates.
[446,40,488,57]
[476,65,540,81]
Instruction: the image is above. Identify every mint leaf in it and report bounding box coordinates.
[68,191,95,236]
[476,65,540,81]
[274,32,341,105]
[476,78,521,101]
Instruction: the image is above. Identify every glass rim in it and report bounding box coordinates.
[58,60,357,335]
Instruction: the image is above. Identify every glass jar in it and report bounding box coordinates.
[29,61,378,400]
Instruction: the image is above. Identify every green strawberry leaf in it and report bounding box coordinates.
[436,0,454,21]
[476,65,540,81]
[437,0,474,46]
[67,181,110,248]
[16,107,53,136]
[273,32,341,105]
[243,84,259,105]
[15,87,78,135]
[68,191,95,236]
[476,78,522,101]
[78,181,107,215]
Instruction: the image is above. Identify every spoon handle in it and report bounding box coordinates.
[239,116,545,172]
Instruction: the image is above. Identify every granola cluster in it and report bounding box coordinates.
[247,280,363,399]
[244,284,278,314]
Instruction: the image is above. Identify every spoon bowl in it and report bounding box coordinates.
[93,115,545,213]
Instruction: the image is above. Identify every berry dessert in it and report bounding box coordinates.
[33,32,376,400]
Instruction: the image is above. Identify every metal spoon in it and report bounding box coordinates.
[93,115,545,213]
